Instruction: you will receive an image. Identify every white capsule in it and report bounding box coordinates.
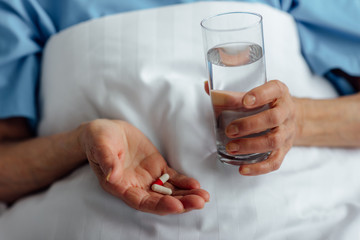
[151,184,172,195]
[159,173,170,184]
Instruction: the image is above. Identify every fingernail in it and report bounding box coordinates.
[106,168,112,182]
[227,143,239,153]
[243,94,256,106]
[227,125,239,136]
[241,167,251,175]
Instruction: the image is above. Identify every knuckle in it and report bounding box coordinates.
[273,80,288,93]
[88,119,104,131]
[266,130,283,149]
[85,119,97,130]
[270,159,281,171]
[238,120,254,133]
[265,150,284,172]
[270,80,290,98]
[267,108,283,126]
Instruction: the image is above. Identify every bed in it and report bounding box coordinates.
[1,2,359,239]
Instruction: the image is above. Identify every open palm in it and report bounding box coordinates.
[79,119,209,215]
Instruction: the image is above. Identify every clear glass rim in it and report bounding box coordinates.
[200,12,263,32]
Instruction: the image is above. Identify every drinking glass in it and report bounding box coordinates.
[201,12,271,165]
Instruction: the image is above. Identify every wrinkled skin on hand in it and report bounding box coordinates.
[79,119,209,215]
[205,80,297,175]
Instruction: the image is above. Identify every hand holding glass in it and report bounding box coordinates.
[201,12,271,165]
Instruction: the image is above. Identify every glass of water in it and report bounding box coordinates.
[201,12,271,166]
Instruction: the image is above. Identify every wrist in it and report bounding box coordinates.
[53,125,87,168]
[293,97,305,145]
[72,123,88,161]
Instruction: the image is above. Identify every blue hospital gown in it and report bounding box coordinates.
[0,0,359,128]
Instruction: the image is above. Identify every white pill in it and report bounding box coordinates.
[159,173,170,184]
[151,184,172,195]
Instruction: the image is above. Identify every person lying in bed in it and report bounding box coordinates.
[0,0,359,215]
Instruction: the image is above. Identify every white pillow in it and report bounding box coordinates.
[2,2,359,240]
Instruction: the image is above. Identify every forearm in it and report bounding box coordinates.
[0,127,86,203]
[294,93,360,147]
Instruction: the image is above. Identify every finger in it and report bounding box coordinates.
[238,149,286,176]
[211,90,245,108]
[123,187,184,215]
[204,81,246,109]
[218,46,250,66]
[87,158,104,181]
[86,144,118,182]
[177,195,206,211]
[140,152,169,181]
[226,126,285,155]
[243,80,289,109]
[225,104,288,138]
[171,188,210,202]
[150,195,184,215]
[204,81,210,95]
[165,168,200,189]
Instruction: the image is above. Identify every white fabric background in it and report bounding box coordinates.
[1,2,359,239]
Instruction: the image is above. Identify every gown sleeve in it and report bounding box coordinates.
[0,0,56,128]
[260,0,360,94]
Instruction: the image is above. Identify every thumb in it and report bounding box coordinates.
[104,151,125,184]
[86,145,121,184]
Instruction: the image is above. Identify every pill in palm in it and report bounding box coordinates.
[152,173,170,186]
[151,173,171,195]
[151,184,172,195]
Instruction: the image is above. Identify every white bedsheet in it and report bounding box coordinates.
[1,2,360,239]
